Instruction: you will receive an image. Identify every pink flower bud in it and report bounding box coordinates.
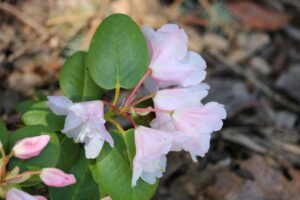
[12,135,50,159]
[6,188,47,200]
[40,168,76,187]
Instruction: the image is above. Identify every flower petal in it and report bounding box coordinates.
[172,102,226,134]
[84,137,105,159]
[132,126,172,186]
[154,84,209,110]
[47,96,73,115]
[6,188,45,200]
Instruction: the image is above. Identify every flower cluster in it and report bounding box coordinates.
[131,24,226,186]
[47,24,226,188]
[1,135,76,199]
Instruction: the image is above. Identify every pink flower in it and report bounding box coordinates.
[47,96,73,115]
[143,24,206,89]
[6,188,47,200]
[152,84,209,131]
[12,135,50,159]
[132,126,173,187]
[152,86,226,161]
[47,97,113,159]
[172,102,226,161]
[40,168,76,187]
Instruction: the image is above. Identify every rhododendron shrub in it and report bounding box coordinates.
[0,14,226,200]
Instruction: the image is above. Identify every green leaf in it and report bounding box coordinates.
[60,51,103,101]
[21,101,64,131]
[93,130,158,200]
[87,14,149,89]
[16,100,37,114]
[56,134,80,171]
[123,129,135,168]
[0,119,8,153]
[8,125,61,171]
[49,152,101,200]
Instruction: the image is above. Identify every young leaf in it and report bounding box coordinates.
[0,119,8,153]
[21,101,64,131]
[60,51,103,101]
[8,125,61,171]
[49,152,101,200]
[93,130,158,200]
[87,14,149,89]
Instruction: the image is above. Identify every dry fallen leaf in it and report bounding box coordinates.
[207,156,300,200]
[276,65,300,102]
[227,1,290,31]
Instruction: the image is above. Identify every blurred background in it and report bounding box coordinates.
[1,0,300,199]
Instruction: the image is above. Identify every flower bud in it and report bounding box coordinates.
[40,168,76,187]
[6,188,47,200]
[12,135,50,159]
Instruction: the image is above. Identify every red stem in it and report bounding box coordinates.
[132,107,172,114]
[102,100,117,110]
[123,112,138,128]
[130,93,156,106]
[124,68,152,106]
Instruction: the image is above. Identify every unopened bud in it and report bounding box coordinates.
[40,168,76,187]
[12,135,50,159]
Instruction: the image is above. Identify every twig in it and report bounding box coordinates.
[209,50,300,113]
[0,2,47,37]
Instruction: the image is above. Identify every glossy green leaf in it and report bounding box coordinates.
[49,152,100,200]
[0,119,8,153]
[87,14,149,89]
[56,134,80,171]
[94,130,158,200]
[21,101,64,131]
[60,51,103,101]
[8,125,61,171]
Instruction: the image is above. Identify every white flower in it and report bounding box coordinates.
[47,96,113,159]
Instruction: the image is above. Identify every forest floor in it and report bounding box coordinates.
[1,0,300,199]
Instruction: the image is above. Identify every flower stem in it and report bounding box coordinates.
[123,112,138,128]
[3,170,41,184]
[112,83,121,106]
[106,118,124,133]
[132,107,172,114]
[124,68,152,106]
[130,93,156,106]
[102,100,117,110]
